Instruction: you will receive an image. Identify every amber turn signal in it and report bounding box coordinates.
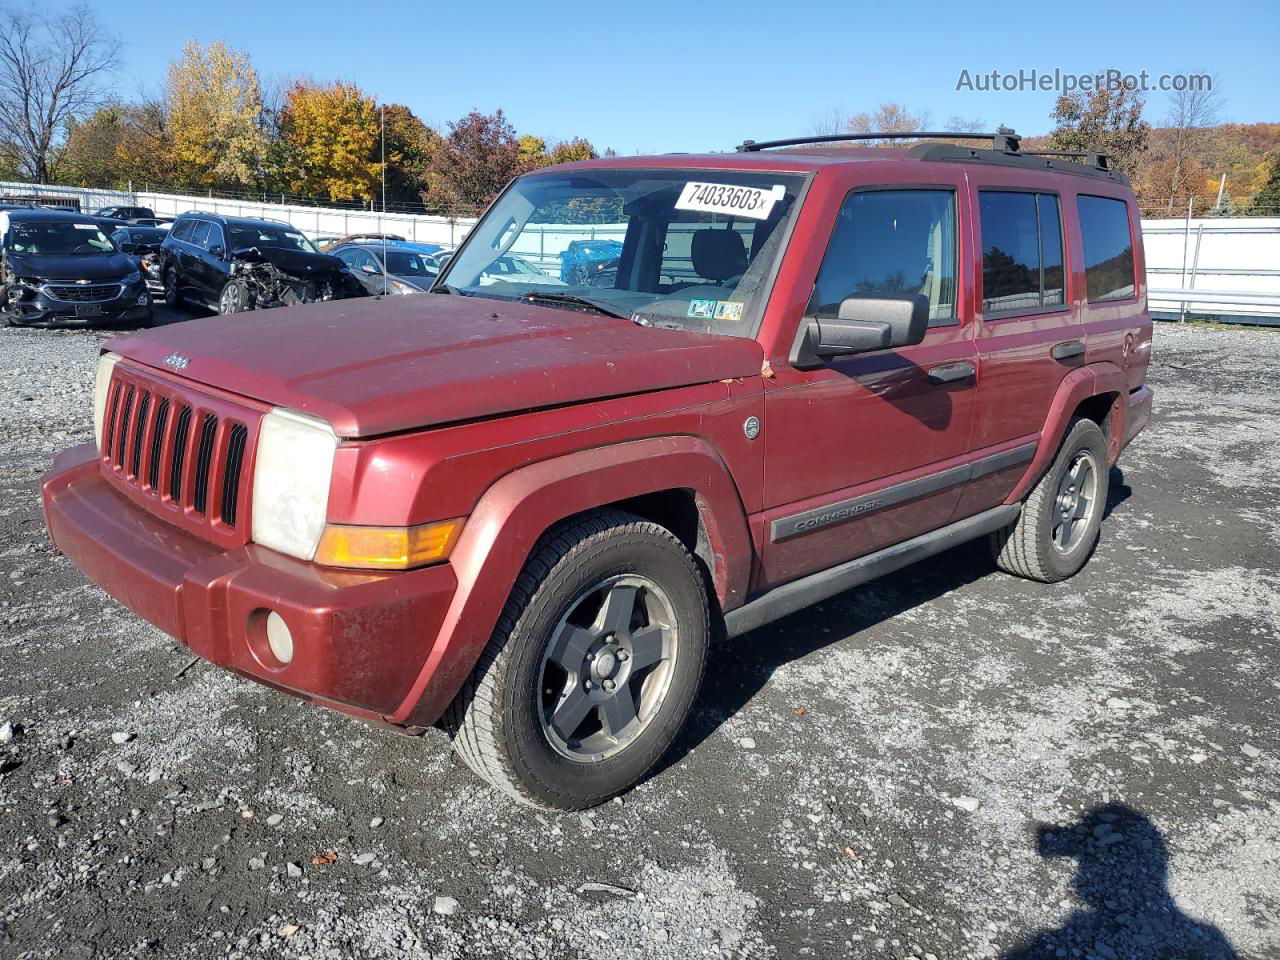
[314,518,463,570]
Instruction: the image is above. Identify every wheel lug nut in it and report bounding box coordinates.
[602,679,615,692]
[584,680,595,691]
[618,650,629,662]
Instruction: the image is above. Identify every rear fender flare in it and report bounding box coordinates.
[1005,362,1124,503]
[390,436,752,727]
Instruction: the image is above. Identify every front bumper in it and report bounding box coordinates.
[42,444,457,725]
[5,283,151,328]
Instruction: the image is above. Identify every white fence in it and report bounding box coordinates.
[1141,217,1280,324]
[0,181,478,247]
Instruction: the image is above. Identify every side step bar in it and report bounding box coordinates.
[724,504,1021,637]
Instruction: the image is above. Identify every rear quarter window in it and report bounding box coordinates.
[1077,195,1135,303]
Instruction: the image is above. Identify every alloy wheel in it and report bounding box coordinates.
[538,575,678,762]
[1052,450,1098,552]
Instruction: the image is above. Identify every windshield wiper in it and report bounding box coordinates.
[518,291,630,320]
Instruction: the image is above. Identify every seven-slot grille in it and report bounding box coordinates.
[100,366,260,544]
[43,283,121,303]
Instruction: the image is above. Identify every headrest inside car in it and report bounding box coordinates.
[691,229,748,282]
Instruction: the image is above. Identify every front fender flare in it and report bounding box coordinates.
[389,436,752,727]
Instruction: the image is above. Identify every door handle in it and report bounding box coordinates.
[927,361,976,385]
[1052,340,1086,362]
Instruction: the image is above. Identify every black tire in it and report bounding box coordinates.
[218,278,252,315]
[162,268,181,308]
[445,509,710,809]
[990,417,1109,583]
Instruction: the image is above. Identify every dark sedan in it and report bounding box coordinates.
[0,210,151,328]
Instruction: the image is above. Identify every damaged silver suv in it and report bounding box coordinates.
[159,213,366,315]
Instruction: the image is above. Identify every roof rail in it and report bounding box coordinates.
[737,127,1021,154]
[1019,149,1114,172]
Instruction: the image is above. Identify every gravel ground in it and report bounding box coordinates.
[0,313,1277,960]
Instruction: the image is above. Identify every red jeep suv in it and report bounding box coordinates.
[42,131,1153,809]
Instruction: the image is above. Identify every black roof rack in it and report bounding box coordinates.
[737,127,1023,154]
[735,127,1125,183]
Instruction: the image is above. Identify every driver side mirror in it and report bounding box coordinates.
[360,263,380,275]
[118,242,137,254]
[790,294,930,369]
[209,244,224,258]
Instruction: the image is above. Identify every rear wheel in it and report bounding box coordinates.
[990,417,1109,582]
[162,268,181,308]
[445,510,710,809]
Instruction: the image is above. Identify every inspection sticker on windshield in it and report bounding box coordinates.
[675,182,785,220]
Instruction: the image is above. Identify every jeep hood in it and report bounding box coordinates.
[107,293,764,437]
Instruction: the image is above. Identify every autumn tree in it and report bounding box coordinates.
[1158,85,1219,214]
[61,105,128,186]
[0,4,119,182]
[548,138,597,164]
[1049,87,1150,178]
[426,110,530,211]
[114,98,177,187]
[275,81,380,202]
[167,40,267,188]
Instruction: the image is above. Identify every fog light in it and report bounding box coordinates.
[265,611,294,665]
[136,292,149,305]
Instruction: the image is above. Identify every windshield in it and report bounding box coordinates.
[439,168,807,336]
[5,220,116,256]
[384,250,437,277]
[228,224,318,254]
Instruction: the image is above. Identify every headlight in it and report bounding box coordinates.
[122,270,142,286]
[250,409,339,560]
[92,352,121,451]
[390,279,416,296]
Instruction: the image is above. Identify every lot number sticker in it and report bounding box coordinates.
[676,182,785,221]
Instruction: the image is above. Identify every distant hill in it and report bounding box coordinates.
[1023,122,1280,214]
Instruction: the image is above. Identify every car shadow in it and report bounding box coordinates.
[658,537,998,775]
[1003,804,1239,959]
[655,464,1136,778]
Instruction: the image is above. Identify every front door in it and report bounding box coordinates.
[761,183,979,589]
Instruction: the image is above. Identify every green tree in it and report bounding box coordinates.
[381,103,438,206]
[1250,152,1280,216]
[62,105,127,187]
[1049,87,1150,178]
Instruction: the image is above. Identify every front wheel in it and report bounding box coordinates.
[445,510,710,809]
[990,417,1109,582]
[218,278,252,315]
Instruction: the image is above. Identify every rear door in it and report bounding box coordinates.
[760,176,979,589]
[958,174,1083,517]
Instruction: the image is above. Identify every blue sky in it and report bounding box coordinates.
[95,0,1277,154]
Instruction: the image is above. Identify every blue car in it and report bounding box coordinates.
[559,239,623,285]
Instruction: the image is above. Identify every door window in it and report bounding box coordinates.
[979,192,1064,315]
[1077,195,1135,302]
[809,189,957,326]
[170,219,195,242]
[188,221,211,248]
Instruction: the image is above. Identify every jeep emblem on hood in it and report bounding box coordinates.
[162,352,190,371]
